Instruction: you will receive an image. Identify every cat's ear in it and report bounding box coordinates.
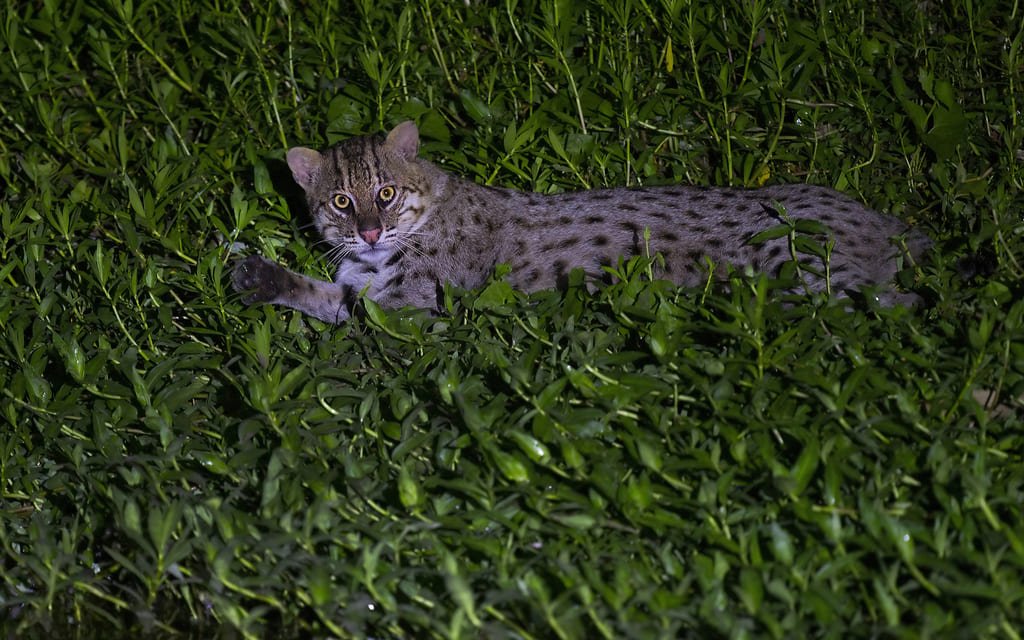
[385,121,420,160]
[287,147,322,190]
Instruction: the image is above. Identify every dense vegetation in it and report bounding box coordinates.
[2,0,1022,637]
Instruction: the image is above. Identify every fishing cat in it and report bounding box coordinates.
[232,121,931,323]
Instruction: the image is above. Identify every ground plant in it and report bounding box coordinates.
[2,0,1023,637]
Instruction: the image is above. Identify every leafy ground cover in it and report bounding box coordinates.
[2,0,1023,637]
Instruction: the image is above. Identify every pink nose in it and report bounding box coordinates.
[359,227,382,244]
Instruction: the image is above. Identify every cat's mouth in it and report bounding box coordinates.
[354,238,395,261]
[357,238,388,251]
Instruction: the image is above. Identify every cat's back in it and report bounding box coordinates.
[536,182,891,228]
[513,182,920,254]
[474,180,926,295]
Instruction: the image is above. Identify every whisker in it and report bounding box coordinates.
[394,230,427,241]
[323,242,352,265]
[393,237,426,258]
[404,242,427,258]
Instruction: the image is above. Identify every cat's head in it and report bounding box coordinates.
[286,121,431,262]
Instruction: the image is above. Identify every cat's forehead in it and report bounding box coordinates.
[322,135,394,187]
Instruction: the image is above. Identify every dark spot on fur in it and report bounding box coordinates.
[585,215,605,224]
[386,272,405,289]
[662,231,680,242]
[619,203,639,212]
[340,284,355,308]
[553,260,570,288]
[558,215,573,225]
[590,192,614,200]
[594,235,610,247]
[721,219,741,228]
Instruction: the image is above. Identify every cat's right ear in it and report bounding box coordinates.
[286,147,322,191]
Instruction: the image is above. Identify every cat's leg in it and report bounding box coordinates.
[232,256,352,323]
[366,271,441,314]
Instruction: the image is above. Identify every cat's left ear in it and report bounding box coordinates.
[385,121,420,160]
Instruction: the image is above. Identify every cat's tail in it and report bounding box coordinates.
[956,245,999,281]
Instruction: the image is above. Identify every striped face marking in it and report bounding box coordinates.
[287,134,432,264]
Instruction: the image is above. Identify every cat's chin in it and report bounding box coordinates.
[356,244,396,264]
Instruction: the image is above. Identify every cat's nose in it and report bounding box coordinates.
[359,227,382,245]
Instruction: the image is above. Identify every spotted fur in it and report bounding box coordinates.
[232,121,930,323]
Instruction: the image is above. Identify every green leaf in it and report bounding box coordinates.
[398,464,424,509]
[490,448,530,483]
[768,523,794,566]
[747,224,792,245]
[459,89,493,123]
[509,431,551,464]
[443,551,481,626]
[788,436,819,497]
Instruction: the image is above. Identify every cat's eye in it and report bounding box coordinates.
[333,194,352,210]
[377,186,396,204]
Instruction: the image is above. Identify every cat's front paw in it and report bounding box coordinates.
[232,255,289,304]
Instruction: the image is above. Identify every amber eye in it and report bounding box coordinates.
[378,186,396,204]
[333,194,351,210]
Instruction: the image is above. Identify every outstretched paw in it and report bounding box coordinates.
[232,255,289,304]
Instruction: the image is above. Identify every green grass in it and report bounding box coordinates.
[2,0,1023,637]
